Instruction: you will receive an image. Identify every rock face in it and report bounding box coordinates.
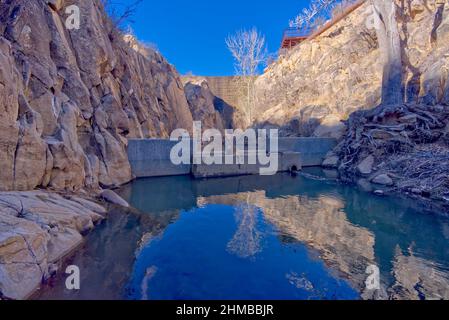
[0,191,105,300]
[100,189,129,208]
[372,174,394,186]
[182,76,247,129]
[254,0,449,136]
[0,0,199,192]
[357,155,375,176]
[183,78,225,131]
[322,155,340,168]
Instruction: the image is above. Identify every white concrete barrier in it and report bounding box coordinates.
[127,138,337,178]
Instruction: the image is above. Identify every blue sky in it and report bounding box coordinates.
[119,0,308,76]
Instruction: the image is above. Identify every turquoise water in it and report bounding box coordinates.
[36,169,449,300]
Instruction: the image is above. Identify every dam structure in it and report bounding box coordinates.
[127,137,337,179]
[182,76,246,112]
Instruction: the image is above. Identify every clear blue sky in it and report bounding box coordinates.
[119,0,308,76]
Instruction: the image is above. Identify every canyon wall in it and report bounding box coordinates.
[255,0,449,137]
[0,0,212,192]
[182,76,247,129]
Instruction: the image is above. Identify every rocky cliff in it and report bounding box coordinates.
[0,191,106,299]
[0,0,199,192]
[182,76,247,130]
[183,78,226,131]
[255,0,449,138]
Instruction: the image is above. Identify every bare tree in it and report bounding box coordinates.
[311,16,328,30]
[226,28,267,125]
[102,0,143,31]
[290,0,341,29]
[331,0,354,17]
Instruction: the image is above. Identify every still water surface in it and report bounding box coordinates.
[37,169,449,300]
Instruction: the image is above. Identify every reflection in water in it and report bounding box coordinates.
[198,192,378,298]
[286,272,314,291]
[124,204,358,300]
[390,246,449,300]
[140,266,158,300]
[36,170,449,300]
[227,197,262,259]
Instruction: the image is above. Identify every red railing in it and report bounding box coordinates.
[280,28,310,49]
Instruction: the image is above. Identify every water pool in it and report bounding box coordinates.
[36,169,449,300]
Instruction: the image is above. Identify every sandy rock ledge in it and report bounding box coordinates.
[0,191,106,300]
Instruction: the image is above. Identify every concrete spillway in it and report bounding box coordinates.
[127,138,337,179]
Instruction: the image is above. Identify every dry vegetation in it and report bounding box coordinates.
[336,103,449,203]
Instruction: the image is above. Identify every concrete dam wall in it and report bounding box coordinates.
[127,138,337,178]
[182,76,247,111]
[201,76,245,110]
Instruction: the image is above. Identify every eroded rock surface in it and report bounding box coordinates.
[183,78,225,131]
[182,76,247,130]
[255,0,449,137]
[0,0,198,192]
[0,191,105,300]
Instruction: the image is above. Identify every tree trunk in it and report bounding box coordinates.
[372,0,403,106]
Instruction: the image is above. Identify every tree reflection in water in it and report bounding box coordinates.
[227,194,262,259]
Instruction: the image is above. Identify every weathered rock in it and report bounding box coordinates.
[101,189,130,208]
[313,115,347,139]
[372,174,394,186]
[0,214,49,300]
[357,155,375,176]
[0,37,20,191]
[0,191,105,300]
[183,78,225,131]
[254,1,449,136]
[322,155,340,168]
[182,76,248,129]
[0,0,201,192]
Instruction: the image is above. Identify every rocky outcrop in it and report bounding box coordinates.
[0,0,198,192]
[183,78,225,131]
[100,189,129,208]
[182,76,247,129]
[254,0,449,137]
[0,191,105,300]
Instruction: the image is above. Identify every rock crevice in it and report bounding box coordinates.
[0,0,199,192]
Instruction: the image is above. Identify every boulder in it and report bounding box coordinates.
[101,190,130,208]
[322,155,340,168]
[374,190,385,196]
[357,155,375,176]
[313,115,347,140]
[372,174,394,186]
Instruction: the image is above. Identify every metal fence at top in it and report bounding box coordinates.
[282,27,312,40]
